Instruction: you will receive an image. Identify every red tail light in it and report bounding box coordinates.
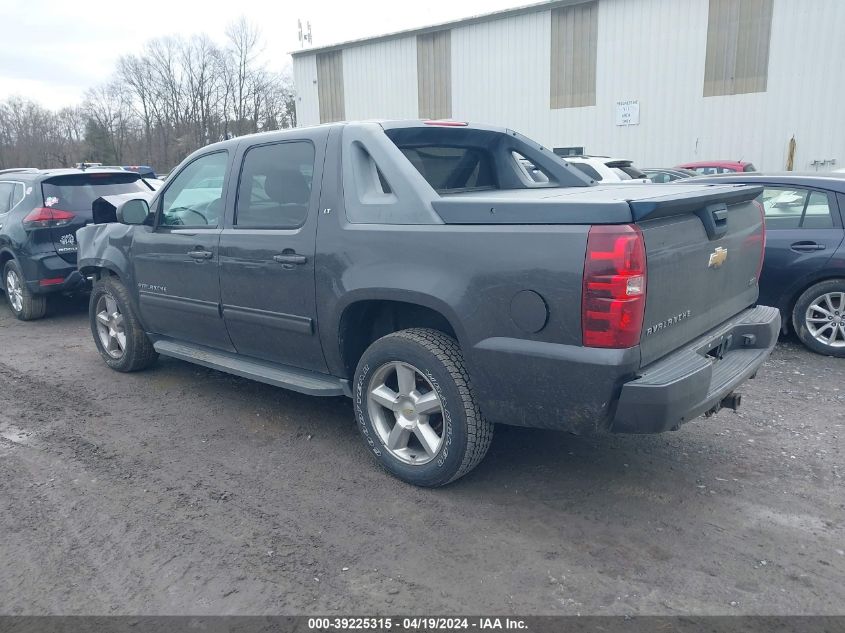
[22,207,76,229]
[582,224,647,348]
[752,199,766,283]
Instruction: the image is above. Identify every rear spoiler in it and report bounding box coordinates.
[431,184,763,226]
[628,184,762,221]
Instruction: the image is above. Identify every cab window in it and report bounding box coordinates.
[160,152,228,227]
[235,142,315,229]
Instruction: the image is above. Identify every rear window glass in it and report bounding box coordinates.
[570,162,602,181]
[397,145,496,192]
[611,165,646,179]
[42,174,149,213]
[743,164,756,172]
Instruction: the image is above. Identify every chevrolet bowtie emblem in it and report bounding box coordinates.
[708,246,728,268]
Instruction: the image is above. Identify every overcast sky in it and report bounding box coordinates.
[0,0,528,109]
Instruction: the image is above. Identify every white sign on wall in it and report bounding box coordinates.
[615,100,640,126]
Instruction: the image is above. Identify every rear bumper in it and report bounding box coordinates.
[19,252,88,295]
[611,305,780,433]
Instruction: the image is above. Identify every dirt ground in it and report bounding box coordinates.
[0,295,842,616]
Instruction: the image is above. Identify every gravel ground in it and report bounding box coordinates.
[0,295,842,616]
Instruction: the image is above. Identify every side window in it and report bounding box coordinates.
[11,183,24,209]
[803,191,835,228]
[160,152,228,227]
[0,182,14,214]
[235,142,315,229]
[760,188,834,229]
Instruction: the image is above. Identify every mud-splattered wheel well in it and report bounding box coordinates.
[339,300,458,379]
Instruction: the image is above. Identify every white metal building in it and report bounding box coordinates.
[291,0,844,172]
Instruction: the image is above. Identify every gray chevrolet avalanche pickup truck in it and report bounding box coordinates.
[77,120,780,486]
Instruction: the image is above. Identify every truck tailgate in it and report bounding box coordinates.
[637,192,764,365]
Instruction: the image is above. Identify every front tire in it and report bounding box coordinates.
[353,328,493,487]
[3,260,47,321]
[89,276,158,371]
[792,279,845,357]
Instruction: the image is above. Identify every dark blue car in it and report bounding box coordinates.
[689,173,845,356]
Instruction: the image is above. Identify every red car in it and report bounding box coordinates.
[676,160,756,175]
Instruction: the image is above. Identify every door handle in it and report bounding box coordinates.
[273,253,307,265]
[790,241,826,252]
[187,249,213,260]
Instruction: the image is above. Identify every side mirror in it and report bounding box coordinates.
[92,194,152,225]
[116,199,151,225]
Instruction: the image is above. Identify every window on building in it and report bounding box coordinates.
[704,0,773,97]
[550,1,598,109]
[417,30,452,119]
[317,50,345,123]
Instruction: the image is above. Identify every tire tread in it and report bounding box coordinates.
[378,328,493,485]
[91,276,158,371]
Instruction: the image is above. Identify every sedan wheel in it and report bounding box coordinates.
[793,280,845,357]
[95,293,127,359]
[804,291,845,349]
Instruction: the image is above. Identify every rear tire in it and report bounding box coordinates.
[89,275,158,371]
[3,260,46,321]
[353,328,493,487]
[792,279,845,357]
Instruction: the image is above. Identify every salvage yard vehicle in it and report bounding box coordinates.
[677,160,757,175]
[689,173,845,356]
[566,156,650,183]
[77,121,780,486]
[0,168,152,320]
[642,167,699,183]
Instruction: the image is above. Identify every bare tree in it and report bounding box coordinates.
[0,18,298,171]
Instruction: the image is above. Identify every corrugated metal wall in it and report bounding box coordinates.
[704,0,773,96]
[417,30,452,119]
[550,1,598,108]
[292,0,845,171]
[343,37,418,120]
[316,50,345,123]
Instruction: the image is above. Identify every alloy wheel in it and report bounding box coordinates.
[5,270,23,313]
[95,294,127,359]
[366,361,446,465]
[805,292,845,348]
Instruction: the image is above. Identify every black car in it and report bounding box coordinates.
[0,168,151,320]
[689,173,845,356]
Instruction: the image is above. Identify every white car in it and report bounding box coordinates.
[565,156,650,184]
